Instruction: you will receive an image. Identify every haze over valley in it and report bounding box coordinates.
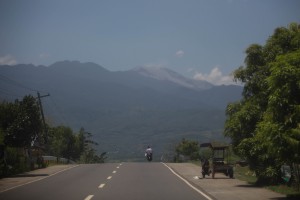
[0,61,242,161]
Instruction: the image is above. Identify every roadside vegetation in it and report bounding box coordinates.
[0,96,106,178]
[173,138,200,162]
[235,165,300,198]
[224,22,300,194]
[234,165,257,184]
[176,138,300,197]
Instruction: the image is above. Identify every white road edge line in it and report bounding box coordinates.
[98,184,105,189]
[0,165,80,193]
[84,194,94,200]
[162,162,213,200]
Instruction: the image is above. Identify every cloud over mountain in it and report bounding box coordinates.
[0,55,17,65]
[132,65,213,90]
[193,67,235,85]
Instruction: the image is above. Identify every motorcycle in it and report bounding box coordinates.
[145,153,153,161]
[201,159,211,178]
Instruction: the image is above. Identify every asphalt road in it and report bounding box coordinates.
[0,162,210,200]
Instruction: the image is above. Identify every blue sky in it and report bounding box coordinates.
[0,0,299,85]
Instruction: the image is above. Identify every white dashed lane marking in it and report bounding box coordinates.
[84,195,94,200]
[85,163,124,200]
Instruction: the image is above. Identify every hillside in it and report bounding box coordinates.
[0,61,242,161]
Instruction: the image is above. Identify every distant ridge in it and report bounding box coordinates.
[0,61,242,161]
[49,60,109,72]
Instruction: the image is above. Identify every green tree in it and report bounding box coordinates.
[48,126,77,161]
[0,96,43,175]
[1,96,42,148]
[77,128,102,163]
[175,138,200,161]
[224,23,300,184]
[47,126,106,163]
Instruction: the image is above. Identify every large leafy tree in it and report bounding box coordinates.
[224,23,300,184]
[1,96,43,148]
[0,96,43,175]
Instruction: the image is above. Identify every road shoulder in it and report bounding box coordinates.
[166,163,286,200]
[0,164,78,193]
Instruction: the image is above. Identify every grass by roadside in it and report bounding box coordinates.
[234,165,257,184]
[267,185,300,198]
[234,165,300,198]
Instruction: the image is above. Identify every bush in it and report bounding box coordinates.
[0,147,29,177]
[175,138,200,162]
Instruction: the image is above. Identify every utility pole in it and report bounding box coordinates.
[37,91,50,144]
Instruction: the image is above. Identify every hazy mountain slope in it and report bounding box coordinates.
[0,61,242,161]
[132,66,213,90]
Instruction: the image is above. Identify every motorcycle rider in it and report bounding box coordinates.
[145,146,153,161]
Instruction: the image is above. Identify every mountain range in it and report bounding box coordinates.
[0,61,242,161]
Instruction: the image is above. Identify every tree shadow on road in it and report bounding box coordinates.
[201,177,235,180]
[235,184,261,188]
[11,174,49,178]
[270,197,299,200]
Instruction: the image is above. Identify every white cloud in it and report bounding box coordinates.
[175,50,184,58]
[0,55,17,65]
[193,67,235,85]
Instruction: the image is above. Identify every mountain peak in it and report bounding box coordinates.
[132,66,213,90]
[49,60,109,72]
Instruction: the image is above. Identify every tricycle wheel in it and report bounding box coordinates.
[228,168,234,178]
[202,171,205,178]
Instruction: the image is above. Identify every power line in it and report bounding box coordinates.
[0,87,26,99]
[0,74,38,92]
[0,87,22,97]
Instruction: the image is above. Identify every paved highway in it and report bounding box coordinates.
[0,162,210,200]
